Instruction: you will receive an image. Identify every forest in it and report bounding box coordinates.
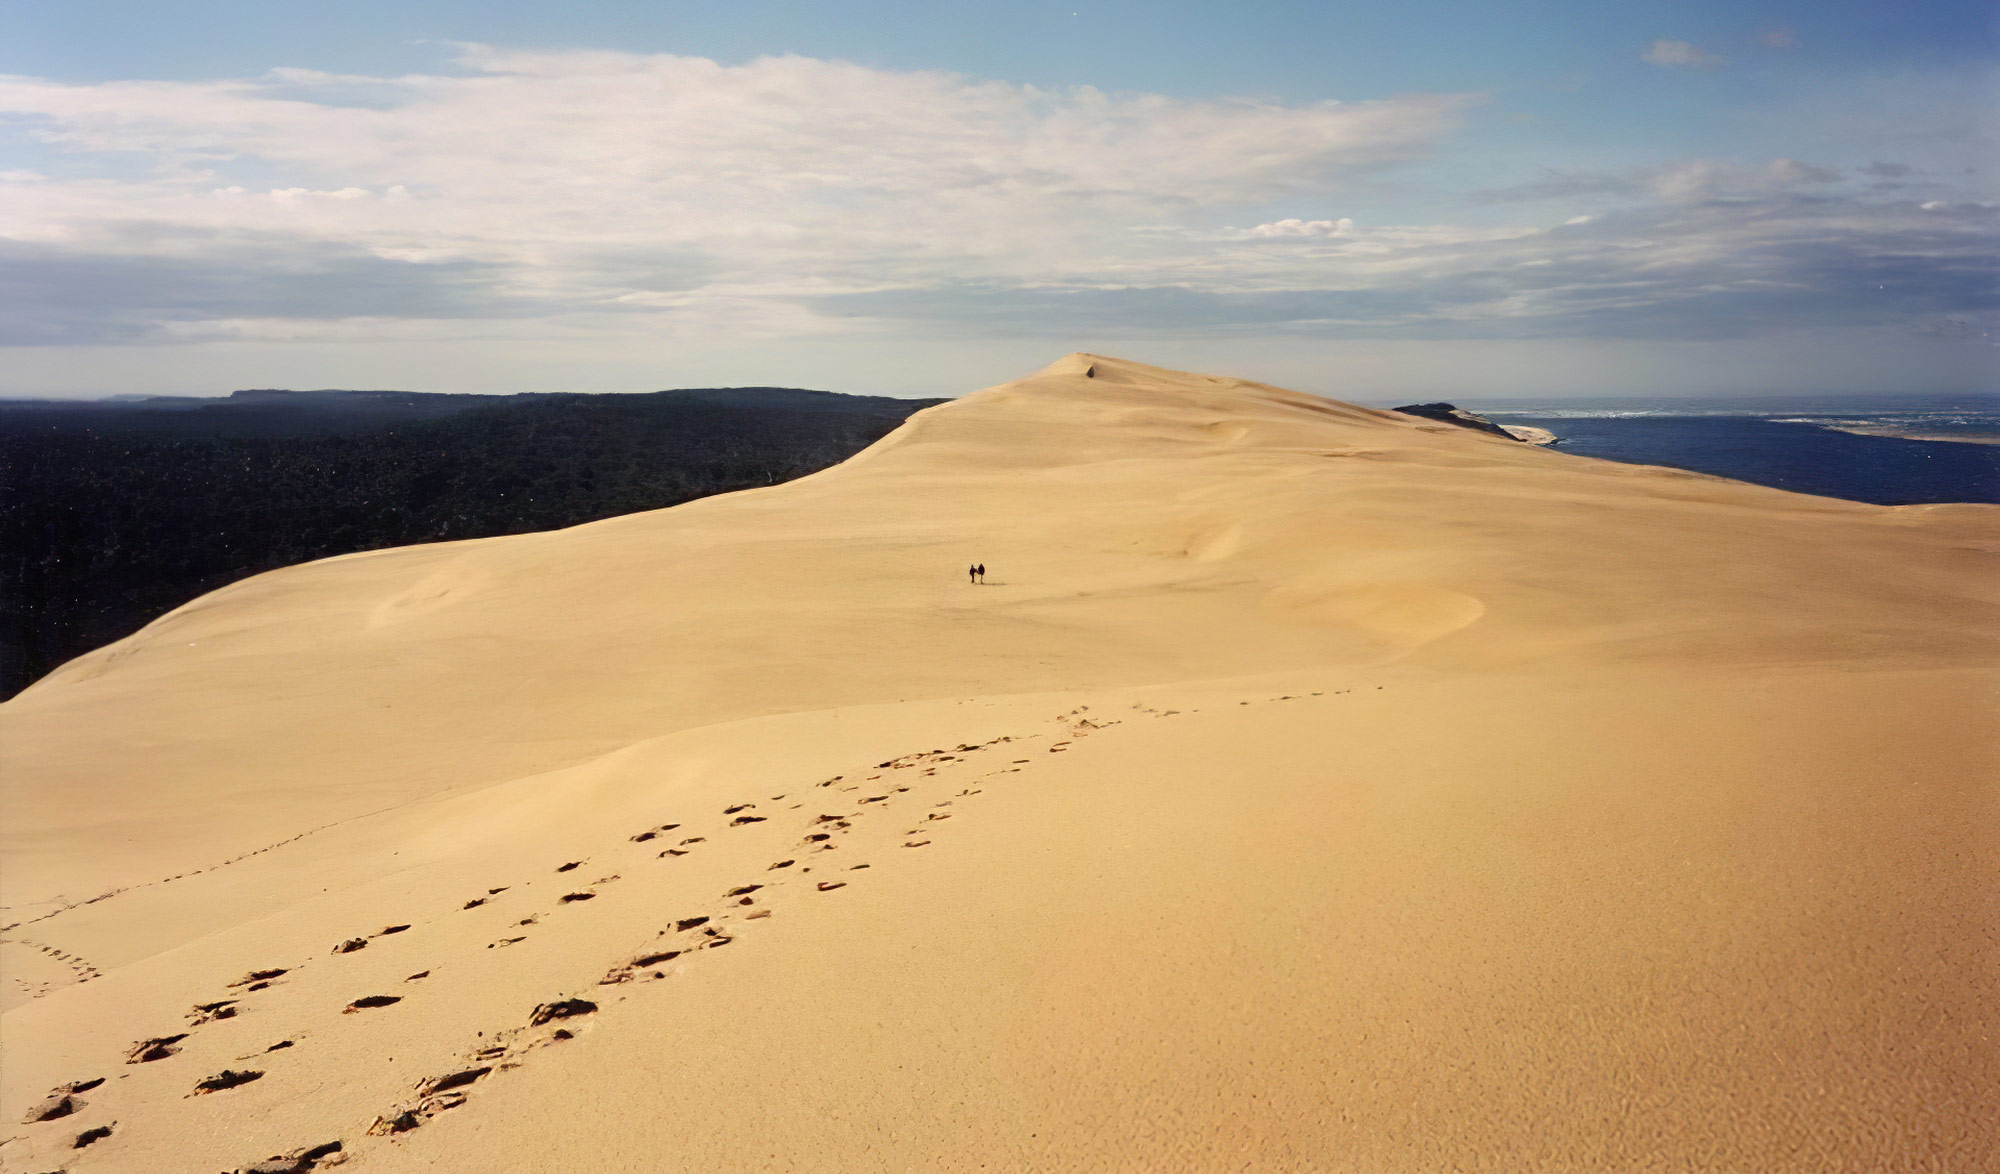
[0,387,938,699]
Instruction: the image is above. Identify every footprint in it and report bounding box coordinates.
[236,1139,343,1173]
[189,1000,238,1025]
[417,1067,490,1097]
[559,892,595,904]
[266,1040,295,1052]
[673,916,710,932]
[661,849,688,857]
[725,885,762,897]
[379,924,410,935]
[768,860,795,870]
[344,995,402,1013]
[334,937,369,953]
[679,837,706,846]
[747,910,772,920]
[489,937,527,949]
[817,882,847,892]
[805,834,830,843]
[528,998,597,1027]
[904,841,931,848]
[368,1110,421,1136]
[192,1068,263,1095]
[406,971,430,982]
[74,1123,113,1148]
[731,815,767,826]
[723,804,756,815]
[128,1034,188,1063]
[461,898,487,910]
[22,1077,102,1123]
[602,949,682,984]
[556,862,582,873]
[230,968,289,987]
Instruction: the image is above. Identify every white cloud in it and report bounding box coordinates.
[0,47,1992,379]
[1642,40,1726,71]
[1243,218,1355,238]
[0,48,1474,342]
[1758,28,1799,50]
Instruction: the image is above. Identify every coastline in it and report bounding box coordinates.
[1812,424,2000,446]
[1499,424,1558,445]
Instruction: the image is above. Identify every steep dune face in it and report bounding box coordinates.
[2,355,1995,1172]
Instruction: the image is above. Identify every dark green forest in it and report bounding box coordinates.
[0,388,938,699]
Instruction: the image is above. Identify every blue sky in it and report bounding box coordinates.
[2,1,1994,398]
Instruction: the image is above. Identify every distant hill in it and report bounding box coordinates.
[0,386,910,439]
[0,387,940,698]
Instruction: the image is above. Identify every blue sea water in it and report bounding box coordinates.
[1469,394,2000,506]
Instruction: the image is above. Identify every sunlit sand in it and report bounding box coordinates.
[3,355,1994,1172]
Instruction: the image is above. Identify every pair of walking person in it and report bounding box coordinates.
[968,563,986,584]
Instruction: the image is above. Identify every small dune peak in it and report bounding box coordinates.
[1023,353,1233,393]
[1033,353,1107,380]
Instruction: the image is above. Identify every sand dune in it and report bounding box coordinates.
[2,354,1995,1172]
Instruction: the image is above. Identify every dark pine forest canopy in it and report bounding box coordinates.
[1,387,939,700]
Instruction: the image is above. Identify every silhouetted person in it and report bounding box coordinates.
[969,564,977,584]
[976,563,986,583]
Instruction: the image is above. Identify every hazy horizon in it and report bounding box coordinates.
[7,379,1997,408]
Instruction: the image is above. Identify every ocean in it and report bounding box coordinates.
[1466,394,2000,506]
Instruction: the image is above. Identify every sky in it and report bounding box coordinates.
[2,0,1995,400]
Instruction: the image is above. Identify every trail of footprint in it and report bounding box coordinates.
[0,811,359,936]
[0,938,105,990]
[366,999,596,1137]
[183,718,1070,1169]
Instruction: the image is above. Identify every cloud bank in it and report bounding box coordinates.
[0,45,1993,391]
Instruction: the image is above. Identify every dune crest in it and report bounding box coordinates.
[2,355,1995,1171]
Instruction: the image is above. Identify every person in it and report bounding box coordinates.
[969,563,977,585]
[977,563,986,583]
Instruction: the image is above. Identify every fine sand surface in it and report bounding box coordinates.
[2,354,1996,1172]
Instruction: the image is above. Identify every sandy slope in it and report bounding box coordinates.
[2,354,1995,1172]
